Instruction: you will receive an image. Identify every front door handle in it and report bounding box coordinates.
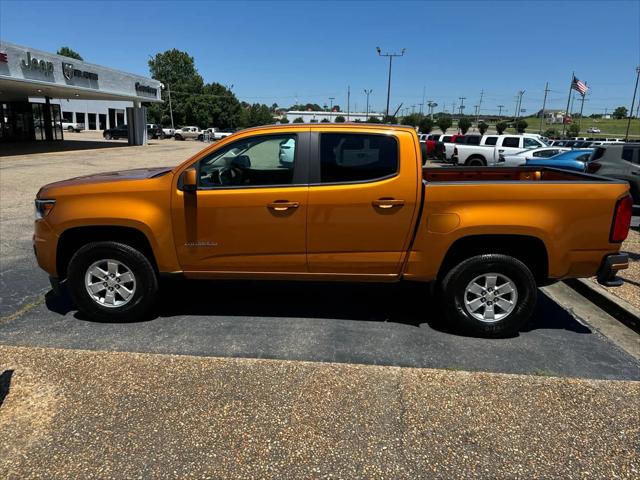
[268,201,299,211]
[631,171,639,176]
[372,198,405,209]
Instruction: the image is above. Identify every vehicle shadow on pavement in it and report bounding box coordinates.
[0,370,14,408]
[45,280,592,338]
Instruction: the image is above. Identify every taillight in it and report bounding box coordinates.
[587,161,601,173]
[610,195,633,243]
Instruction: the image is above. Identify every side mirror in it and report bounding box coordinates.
[181,167,197,192]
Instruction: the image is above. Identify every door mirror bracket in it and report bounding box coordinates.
[180,168,197,192]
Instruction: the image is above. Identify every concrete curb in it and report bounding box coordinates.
[564,278,640,334]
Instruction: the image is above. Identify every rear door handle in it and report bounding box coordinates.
[268,201,299,211]
[372,198,405,209]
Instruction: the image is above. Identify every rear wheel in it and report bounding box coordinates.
[466,156,486,167]
[175,134,183,141]
[104,132,112,140]
[67,126,74,132]
[67,241,158,322]
[439,254,537,337]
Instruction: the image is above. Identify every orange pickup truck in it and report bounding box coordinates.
[34,124,633,337]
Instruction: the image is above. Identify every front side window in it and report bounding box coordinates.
[198,134,296,188]
[523,138,540,148]
[319,133,398,183]
[622,147,634,162]
[502,137,520,148]
[533,149,558,158]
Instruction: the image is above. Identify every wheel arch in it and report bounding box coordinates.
[437,234,549,285]
[57,225,158,280]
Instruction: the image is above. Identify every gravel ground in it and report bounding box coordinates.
[592,227,640,309]
[1,345,638,479]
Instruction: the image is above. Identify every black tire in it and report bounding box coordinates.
[175,134,183,141]
[67,126,74,132]
[439,254,537,338]
[67,241,158,322]
[104,132,112,140]
[466,156,486,167]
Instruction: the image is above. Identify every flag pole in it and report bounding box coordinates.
[562,72,574,136]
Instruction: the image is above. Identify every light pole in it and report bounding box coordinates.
[625,66,640,141]
[376,46,406,117]
[497,105,504,118]
[364,89,373,119]
[329,97,335,121]
[459,97,466,116]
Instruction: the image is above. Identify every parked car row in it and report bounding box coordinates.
[102,125,235,141]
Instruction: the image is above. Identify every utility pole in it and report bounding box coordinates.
[539,82,549,134]
[411,105,416,114]
[347,85,351,122]
[515,90,525,122]
[497,104,504,118]
[452,102,456,121]
[578,93,588,129]
[476,89,484,124]
[364,89,373,119]
[329,97,335,121]
[458,97,466,116]
[420,86,426,115]
[376,46,406,117]
[167,83,174,129]
[625,66,640,141]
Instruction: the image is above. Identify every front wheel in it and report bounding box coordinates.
[466,157,486,167]
[104,132,112,140]
[67,126,74,132]
[67,241,158,322]
[439,254,537,337]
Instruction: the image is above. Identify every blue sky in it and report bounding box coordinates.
[1,0,639,115]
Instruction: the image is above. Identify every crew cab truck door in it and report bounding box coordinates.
[171,130,310,273]
[307,129,419,275]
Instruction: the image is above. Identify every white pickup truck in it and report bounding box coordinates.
[62,121,84,132]
[452,134,547,166]
[174,126,201,141]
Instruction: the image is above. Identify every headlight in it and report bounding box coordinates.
[35,199,56,219]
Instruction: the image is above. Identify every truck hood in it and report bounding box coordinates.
[37,167,172,197]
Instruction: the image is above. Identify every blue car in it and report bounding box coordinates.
[526,149,593,172]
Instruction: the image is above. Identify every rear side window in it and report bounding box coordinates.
[502,137,520,148]
[467,136,481,145]
[319,133,398,183]
[442,135,452,143]
[484,136,498,146]
[622,147,634,162]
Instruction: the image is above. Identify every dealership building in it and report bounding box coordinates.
[0,41,162,145]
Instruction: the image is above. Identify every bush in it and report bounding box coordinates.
[279,117,290,124]
[382,115,397,124]
[437,117,452,133]
[321,118,330,123]
[458,117,472,134]
[478,121,488,135]
[292,117,304,123]
[402,113,422,127]
[367,116,382,123]
[419,118,434,134]
[515,119,528,133]
[334,115,346,123]
[544,128,559,138]
[567,123,580,137]
[496,121,508,134]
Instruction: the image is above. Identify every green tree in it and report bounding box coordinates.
[515,119,528,133]
[478,121,488,135]
[367,116,382,123]
[321,118,330,123]
[612,106,628,119]
[458,117,472,134]
[148,49,205,126]
[279,117,290,124]
[496,121,508,134]
[567,123,580,137]
[57,46,83,60]
[242,103,274,127]
[402,113,422,127]
[419,118,434,133]
[292,117,305,123]
[382,115,397,124]
[334,115,346,123]
[437,117,452,133]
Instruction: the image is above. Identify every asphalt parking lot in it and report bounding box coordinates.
[1,136,639,380]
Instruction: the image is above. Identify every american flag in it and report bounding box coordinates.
[571,76,589,96]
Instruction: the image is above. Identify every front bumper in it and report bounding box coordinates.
[596,253,629,287]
